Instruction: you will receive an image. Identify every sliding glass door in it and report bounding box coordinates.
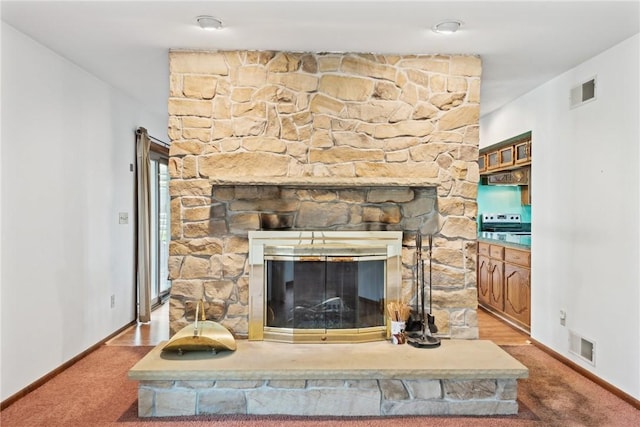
[149,152,171,306]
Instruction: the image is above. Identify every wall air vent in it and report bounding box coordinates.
[570,77,597,108]
[569,330,595,365]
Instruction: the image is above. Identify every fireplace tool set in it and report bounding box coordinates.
[406,233,441,348]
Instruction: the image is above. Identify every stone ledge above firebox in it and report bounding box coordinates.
[209,176,440,188]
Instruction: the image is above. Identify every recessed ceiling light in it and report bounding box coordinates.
[432,20,462,34]
[197,15,223,31]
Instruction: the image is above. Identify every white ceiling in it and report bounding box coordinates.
[2,0,639,119]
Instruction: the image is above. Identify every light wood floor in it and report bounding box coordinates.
[107,302,530,347]
[107,302,170,346]
[477,308,531,345]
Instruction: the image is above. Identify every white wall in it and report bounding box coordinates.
[481,34,640,399]
[0,23,167,401]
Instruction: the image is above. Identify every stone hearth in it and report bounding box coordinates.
[129,340,528,417]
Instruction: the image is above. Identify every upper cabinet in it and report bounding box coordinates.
[479,131,531,175]
[479,131,532,206]
[498,146,514,168]
[478,153,487,173]
[514,140,531,165]
[486,151,500,170]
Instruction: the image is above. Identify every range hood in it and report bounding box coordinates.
[483,168,529,185]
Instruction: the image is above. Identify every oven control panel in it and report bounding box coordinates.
[481,213,521,223]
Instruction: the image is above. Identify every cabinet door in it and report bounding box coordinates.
[521,185,531,206]
[477,255,491,305]
[504,264,531,328]
[486,151,500,170]
[514,141,531,164]
[488,261,504,311]
[499,146,514,168]
[478,154,486,173]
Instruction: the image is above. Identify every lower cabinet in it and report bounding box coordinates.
[488,260,504,312]
[477,255,491,306]
[504,263,531,328]
[477,242,531,332]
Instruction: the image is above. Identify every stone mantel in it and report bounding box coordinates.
[209,176,440,188]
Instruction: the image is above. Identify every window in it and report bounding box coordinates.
[149,152,171,305]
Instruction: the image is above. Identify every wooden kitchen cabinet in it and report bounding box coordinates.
[503,247,531,330]
[498,146,514,168]
[477,255,491,306]
[480,131,531,175]
[477,242,531,332]
[478,153,486,173]
[488,260,504,311]
[521,183,531,206]
[489,244,504,259]
[514,140,531,165]
[505,247,530,266]
[504,263,531,328]
[486,151,500,170]
[477,243,504,312]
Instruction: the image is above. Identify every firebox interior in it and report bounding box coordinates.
[265,248,386,331]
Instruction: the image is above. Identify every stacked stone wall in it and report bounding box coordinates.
[168,50,481,338]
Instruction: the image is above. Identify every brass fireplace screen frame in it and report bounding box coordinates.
[248,231,403,343]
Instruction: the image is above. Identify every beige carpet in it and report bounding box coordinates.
[1,344,638,426]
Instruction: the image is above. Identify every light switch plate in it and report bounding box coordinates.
[119,212,129,224]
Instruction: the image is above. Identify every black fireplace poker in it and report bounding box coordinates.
[407,233,441,349]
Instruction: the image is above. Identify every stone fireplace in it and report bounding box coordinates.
[127,49,533,419]
[167,50,481,339]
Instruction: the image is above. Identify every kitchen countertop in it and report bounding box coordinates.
[478,232,531,249]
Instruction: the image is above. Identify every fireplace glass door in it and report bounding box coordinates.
[265,255,385,332]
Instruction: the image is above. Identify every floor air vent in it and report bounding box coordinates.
[569,330,595,365]
[570,77,596,108]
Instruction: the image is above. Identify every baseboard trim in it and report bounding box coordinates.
[0,320,136,410]
[530,338,640,410]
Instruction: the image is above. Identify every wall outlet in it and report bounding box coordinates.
[118,212,128,224]
[110,294,115,308]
